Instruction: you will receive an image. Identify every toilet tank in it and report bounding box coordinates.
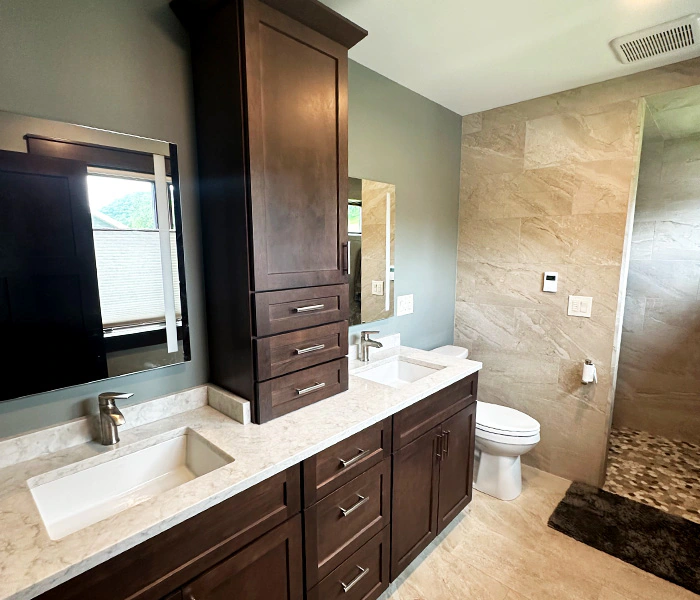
[430,345,468,359]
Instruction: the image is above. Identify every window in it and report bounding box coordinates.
[86,170,181,332]
[348,202,362,234]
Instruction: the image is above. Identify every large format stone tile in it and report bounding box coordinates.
[612,391,700,445]
[454,302,518,352]
[458,261,569,309]
[629,221,655,260]
[462,112,483,135]
[459,218,521,263]
[519,214,626,266]
[652,220,700,260]
[462,123,526,175]
[513,307,614,365]
[572,158,635,215]
[626,259,700,299]
[523,102,638,170]
[621,296,646,334]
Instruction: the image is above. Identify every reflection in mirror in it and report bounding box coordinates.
[0,111,190,402]
[348,177,396,326]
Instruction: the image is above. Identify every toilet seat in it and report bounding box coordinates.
[475,427,541,445]
[476,402,540,436]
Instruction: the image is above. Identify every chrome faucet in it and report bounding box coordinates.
[98,392,132,446]
[359,331,383,362]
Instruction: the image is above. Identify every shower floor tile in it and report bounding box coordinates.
[604,427,700,524]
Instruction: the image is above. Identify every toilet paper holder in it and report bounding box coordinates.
[582,359,597,385]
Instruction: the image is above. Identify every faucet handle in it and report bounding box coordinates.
[360,330,379,340]
[98,391,134,406]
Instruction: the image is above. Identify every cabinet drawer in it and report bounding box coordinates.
[254,284,349,337]
[183,514,304,600]
[307,527,390,600]
[303,418,391,507]
[393,373,478,451]
[35,465,301,600]
[255,321,348,381]
[304,458,391,588]
[257,357,348,423]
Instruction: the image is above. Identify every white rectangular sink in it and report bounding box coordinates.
[354,356,443,389]
[29,430,233,540]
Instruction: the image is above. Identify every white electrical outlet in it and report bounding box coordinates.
[397,294,414,316]
[371,280,384,296]
[568,295,593,318]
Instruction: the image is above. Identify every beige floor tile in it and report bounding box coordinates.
[385,466,697,600]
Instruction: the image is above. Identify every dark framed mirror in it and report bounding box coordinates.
[0,110,190,401]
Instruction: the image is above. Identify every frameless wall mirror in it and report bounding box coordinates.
[0,110,190,402]
[348,177,396,326]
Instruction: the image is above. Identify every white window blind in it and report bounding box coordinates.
[93,230,181,328]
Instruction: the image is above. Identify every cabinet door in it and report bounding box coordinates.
[182,515,304,600]
[243,0,348,291]
[437,403,477,533]
[390,426,441,580]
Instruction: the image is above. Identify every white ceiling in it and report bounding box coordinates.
[321,0,700,116]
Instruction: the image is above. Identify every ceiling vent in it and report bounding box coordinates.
[611,14,700,64]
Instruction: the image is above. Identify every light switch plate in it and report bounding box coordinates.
[371,280,384,296]
[396,294,414,316]
[568,295,593,317]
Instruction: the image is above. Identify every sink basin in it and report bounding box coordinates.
[29,430,233,540]
[354,356,443,388]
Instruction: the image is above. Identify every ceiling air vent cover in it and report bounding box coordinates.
[611,14,700,64]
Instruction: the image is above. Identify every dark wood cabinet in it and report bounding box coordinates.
[390,375,478,580]
[437,403,477,533]
[36,466,301,600]
[171,0,366,423]
[182,515,304,600]
[34,374,478,600]
[243,0,349,292]
[390,425,441,579]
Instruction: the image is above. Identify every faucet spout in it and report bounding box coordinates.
[98,392,132,446]
[359,331,383,362]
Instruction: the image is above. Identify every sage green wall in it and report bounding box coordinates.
[348,61,462,350]
[0,0,207,438]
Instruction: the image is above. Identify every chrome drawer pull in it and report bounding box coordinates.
[294,304,325,313]
[443,430,450,457]
[339,494,368,517]
[295,381,326,395]
[295,343,325,355]
[339,448,371,468]
[340,565,369,593]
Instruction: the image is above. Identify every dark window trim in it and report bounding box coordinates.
[25,135,172,176]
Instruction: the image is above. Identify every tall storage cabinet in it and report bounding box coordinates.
[172,0,366,422]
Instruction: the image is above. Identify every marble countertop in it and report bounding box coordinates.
[0,346,481,600]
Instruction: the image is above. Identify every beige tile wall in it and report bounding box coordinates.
[456,58,700,485]
[613,125,700,443]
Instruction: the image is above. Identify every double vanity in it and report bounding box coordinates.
[0,347,481,600]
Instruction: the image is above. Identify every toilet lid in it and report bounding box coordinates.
[431,345,468,359]
[476,402,540,434]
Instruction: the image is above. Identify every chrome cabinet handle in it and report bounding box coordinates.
[443,430,450,457]
[294,304,325,313]
[340,565,369,593]
[183,591,196,600]
[295,382,326,395]
[339,494,368,517]
[295,343,325,355]
[436,433,443,459]
[339,448,371,468]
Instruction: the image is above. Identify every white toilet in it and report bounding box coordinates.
[473,402,540,500]
[430,345,541,501]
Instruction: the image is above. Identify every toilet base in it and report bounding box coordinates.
[473,449,522,501]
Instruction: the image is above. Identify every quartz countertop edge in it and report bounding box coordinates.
[0,346,481,600]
